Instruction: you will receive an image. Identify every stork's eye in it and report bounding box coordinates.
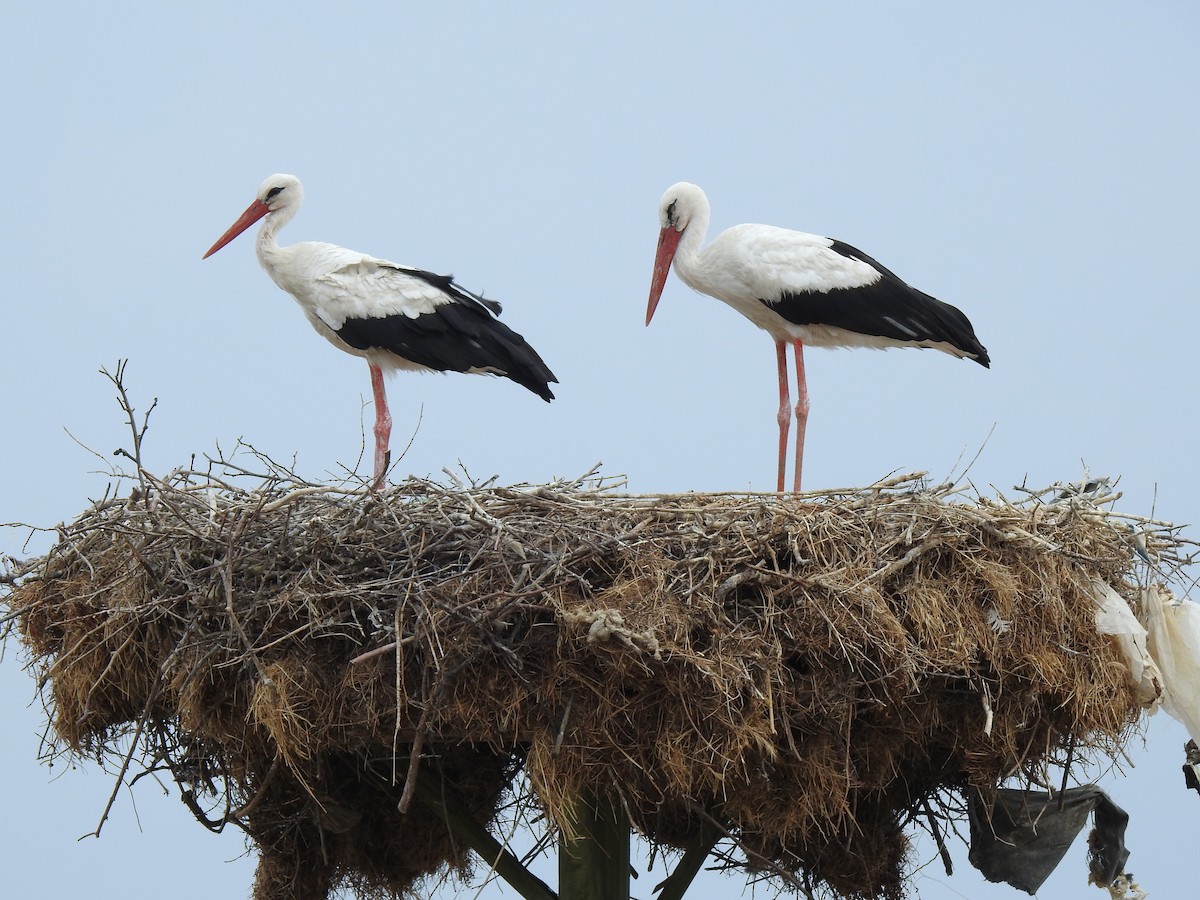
[666,200,678,223]
[266,186,285,200]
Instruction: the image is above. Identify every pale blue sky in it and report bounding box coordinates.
[3,2,1198,898]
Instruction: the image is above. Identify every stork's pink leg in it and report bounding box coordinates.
[792,340,810,493]
[775,340,791,493]
[369,363,392,491]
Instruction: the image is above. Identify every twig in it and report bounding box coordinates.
[100,360,157,501]
[83,672,163,840]
[350,640,399,665]
[920,795,953,877]
[1059,734,1076,810]
[397,723,427,815]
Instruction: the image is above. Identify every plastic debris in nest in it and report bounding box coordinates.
[967,785,1128,895]
[1143,584,1200,744]
[1184,740,1200,797]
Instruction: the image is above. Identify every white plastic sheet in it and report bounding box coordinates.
[1092,579,1163,707]
[1142,584,1200,745]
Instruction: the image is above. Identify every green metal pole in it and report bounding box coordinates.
[558,788,630,900]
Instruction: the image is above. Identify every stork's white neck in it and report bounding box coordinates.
[670,200,712,291]
[255,204,295,277]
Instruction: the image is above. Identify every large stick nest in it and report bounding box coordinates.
[0,466,1177,899]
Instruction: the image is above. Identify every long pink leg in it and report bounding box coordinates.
[369,363,392,490]
[792,339,810,493]
[775,340,790,493]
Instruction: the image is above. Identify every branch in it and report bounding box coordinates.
[409,768,558,900]
[100,359,157,498]
[653,815,721,900]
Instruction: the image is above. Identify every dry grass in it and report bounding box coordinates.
[1,462,1183,900]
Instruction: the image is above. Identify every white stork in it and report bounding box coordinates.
[646,182,989,493]
[203,174,557,489]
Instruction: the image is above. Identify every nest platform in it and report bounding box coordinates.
[1,468,1173,899]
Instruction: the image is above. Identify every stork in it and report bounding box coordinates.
[646,182,988,493]
[204,174,557,489]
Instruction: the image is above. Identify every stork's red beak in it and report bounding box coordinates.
[646,225,683,325]
[203,198,271,259]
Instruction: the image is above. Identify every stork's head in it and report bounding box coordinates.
[657,181,705,232]
[646,182,707,326]
[203,173,304,259]
[257,173,303,212]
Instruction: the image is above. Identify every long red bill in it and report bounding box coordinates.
[645,225,683,325]
[202,198,270,259]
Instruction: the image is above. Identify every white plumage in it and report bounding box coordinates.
[646,182,988,493]
[204,174,556,488]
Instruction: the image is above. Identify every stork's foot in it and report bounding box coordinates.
[371,448,391,493]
